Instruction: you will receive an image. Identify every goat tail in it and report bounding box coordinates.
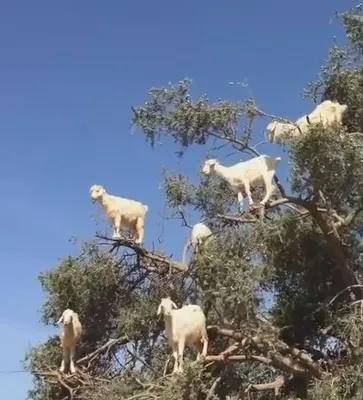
[269,156,282,169]
[143,205,149,213]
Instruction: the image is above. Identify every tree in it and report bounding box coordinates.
[24,4,363,399]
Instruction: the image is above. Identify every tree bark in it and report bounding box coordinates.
[307,204,362,300]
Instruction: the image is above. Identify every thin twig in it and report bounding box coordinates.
[206,377,221,400]
[126,349,163,377]
[327,285,363,307]
[96,234,187,272]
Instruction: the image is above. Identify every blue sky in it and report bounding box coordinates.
[0,0,357,398]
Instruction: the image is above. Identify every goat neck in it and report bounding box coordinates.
[213,162,229,178]
[99,193,113,209]
[163,311,177,337]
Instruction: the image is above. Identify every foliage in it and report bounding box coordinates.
[24,3,363,399]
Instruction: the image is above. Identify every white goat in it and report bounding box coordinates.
[296,100,348,135]
[266,120,299,142]
[266,100,348,143]
[57,309,82,374]
[157,297,208,373]
[267,100,348,143]
[182,222,213,267]
[90,184,148,244]
[202,155,281,212]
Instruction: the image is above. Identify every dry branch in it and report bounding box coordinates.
[95,234,186,272]
[76,335,130,366]
[206,325,327,380]
[36,335,130,398]
[246,375,289,395]
[206,377,221,400]
[215,214,258,224]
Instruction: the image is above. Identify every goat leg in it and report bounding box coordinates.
[177,339,186,373]
[112,215,122,239]
[59,348,68,373]
[172,345,179,374]
[237,191,244,213]
[69,347,76,374]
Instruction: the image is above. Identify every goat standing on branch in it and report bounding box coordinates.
[202,155,281,212]
[157,297,208,374]
[90,184,148,244]
[182,222,213,267]
[267,100,348,143]
[296,100,348,135]
[57,309,82,374]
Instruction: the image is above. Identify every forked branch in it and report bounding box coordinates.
[95,234,187,272]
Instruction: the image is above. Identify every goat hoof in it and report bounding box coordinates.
[250,203,263,214]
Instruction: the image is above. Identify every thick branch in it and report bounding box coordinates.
[207,325,326,379]
[261,197,362,298]
[307,205,362,298]
[96,234,187,272]
[204,354,270,364]
[333,207,363,229]
[76,335,130,366]
[206,377,221,400]
[246,375,289,395]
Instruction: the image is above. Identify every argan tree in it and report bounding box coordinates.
[25,4,363,399]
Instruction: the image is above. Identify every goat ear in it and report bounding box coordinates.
[56,315,64,324]
[171,301,178,309]
[157,305,162,315]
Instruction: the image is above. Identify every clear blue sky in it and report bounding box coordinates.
[0,1,357,398]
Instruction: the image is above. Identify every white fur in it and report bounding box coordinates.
[266,120,300,142]
[57,309,82,374]
[157,297,208,373]
[90,184,148,243]
[296,100,348,135]
[182,222,213,267]
[267,100,348,143]
[201,155,281,212]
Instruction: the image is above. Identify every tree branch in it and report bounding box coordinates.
[206,377,221,400]
[35,336,130,399]
[96,234,187,272]
[333,207,363,229]
[306,205,362,299]
[77,335,130,366]
[246,375,289,395]
[206,325,327,379]
[215,214,258,224]
[258,196,362,298]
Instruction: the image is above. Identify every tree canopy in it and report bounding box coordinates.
[25,4,363,399]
